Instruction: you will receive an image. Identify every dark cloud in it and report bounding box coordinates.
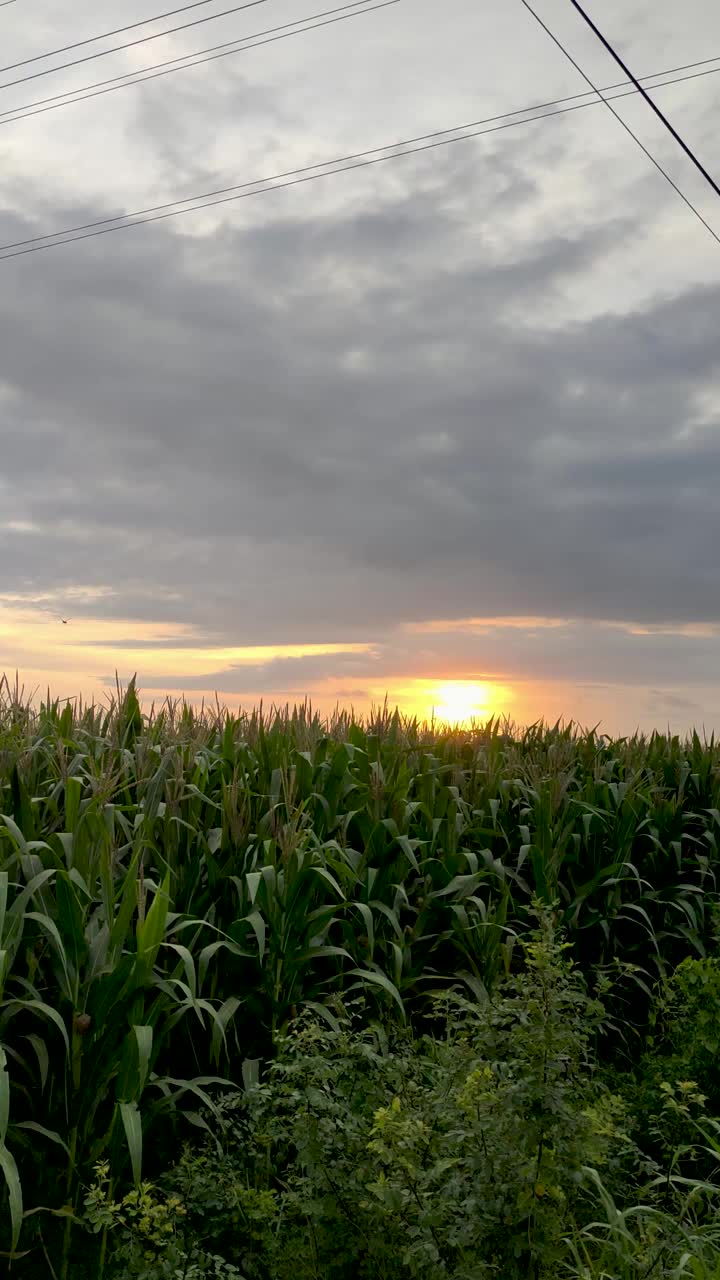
[2,0,720,730]
[384,624,720,688]
[4,157,718,648]
[133,648,379,693]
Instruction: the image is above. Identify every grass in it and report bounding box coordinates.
[0,671,719,1275]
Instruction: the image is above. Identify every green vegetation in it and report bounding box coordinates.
[1,672,720,1277]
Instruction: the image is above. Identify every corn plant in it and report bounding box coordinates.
[1,676,720,1271]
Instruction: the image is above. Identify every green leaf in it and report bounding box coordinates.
[210,997,241,1064]
[12,869,57,918]
[0,873,8,942]
[246,872,262,905]
[198,939,241,991]
[119,1100,143,1187]
[109,846,143,957]
[429,873,484,900]
[245,911,266,963]
[241,1058,260,1091]
[0,1145,22,1254]
[2,1000,69,1059]
[395,834,420,872]
[347,968,405,1019]
[0,1050,22,1252]
[64,776,82,837]
[10,765,35,841]
[132,1025,153,1098]
[350,902,375,957]
[164,943,197,999]
[309,865,345,899]
[303,1000,343,1033]
[23,1035,49,1092]
[25,912,73,1002]
[136,872,171,981]
[13,1122,70,1158]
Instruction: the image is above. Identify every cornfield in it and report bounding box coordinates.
[0,672,718,1273]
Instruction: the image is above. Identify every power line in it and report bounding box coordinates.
[517,0,720,247]
[3,61,720,262]
[0,0,271,93]
[2,41,719,133]
[0,0,242,72]
[566,0,720,202]
[0,0,393,126]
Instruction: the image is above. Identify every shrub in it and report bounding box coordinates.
[97,907,638,1279]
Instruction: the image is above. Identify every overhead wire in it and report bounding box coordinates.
[1,43,720,132]
[0,0,248,73]
[0,0,272,92]
[2,54,720,262]
[0,0,394,126]
[566,0,720,201]
[517,0,720,247]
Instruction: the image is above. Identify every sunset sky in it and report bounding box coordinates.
[2,0,720,732]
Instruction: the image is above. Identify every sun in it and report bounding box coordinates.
[428,681,497,726]
[377,678,512,727]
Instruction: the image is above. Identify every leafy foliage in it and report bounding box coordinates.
[0,675,719,1274]
[95,910,720,1280]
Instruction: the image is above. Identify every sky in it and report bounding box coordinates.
[1,0,720,733]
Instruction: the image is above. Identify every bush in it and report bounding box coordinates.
[662,957,720,1106]
[96,907,649,1280]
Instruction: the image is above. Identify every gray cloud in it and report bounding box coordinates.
[101,620,720,700]
[2,0,720,728]
[133,648,381,693]
[1,183,720,643]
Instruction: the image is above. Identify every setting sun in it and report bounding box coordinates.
[367,679,511,727]
[428,681,499,725]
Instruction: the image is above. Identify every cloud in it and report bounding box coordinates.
[3,0,720,731]
[4,166,715,644]
[132,647,379,693]
[75,619,720,701]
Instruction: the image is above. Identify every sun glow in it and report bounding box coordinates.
[373,680,512,726]
[429,681,496,725]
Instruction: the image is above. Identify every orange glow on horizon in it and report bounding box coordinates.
[0,601,372,675]
[1,599,518,722]
[427,680,505,725]
[377,679,513,726]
